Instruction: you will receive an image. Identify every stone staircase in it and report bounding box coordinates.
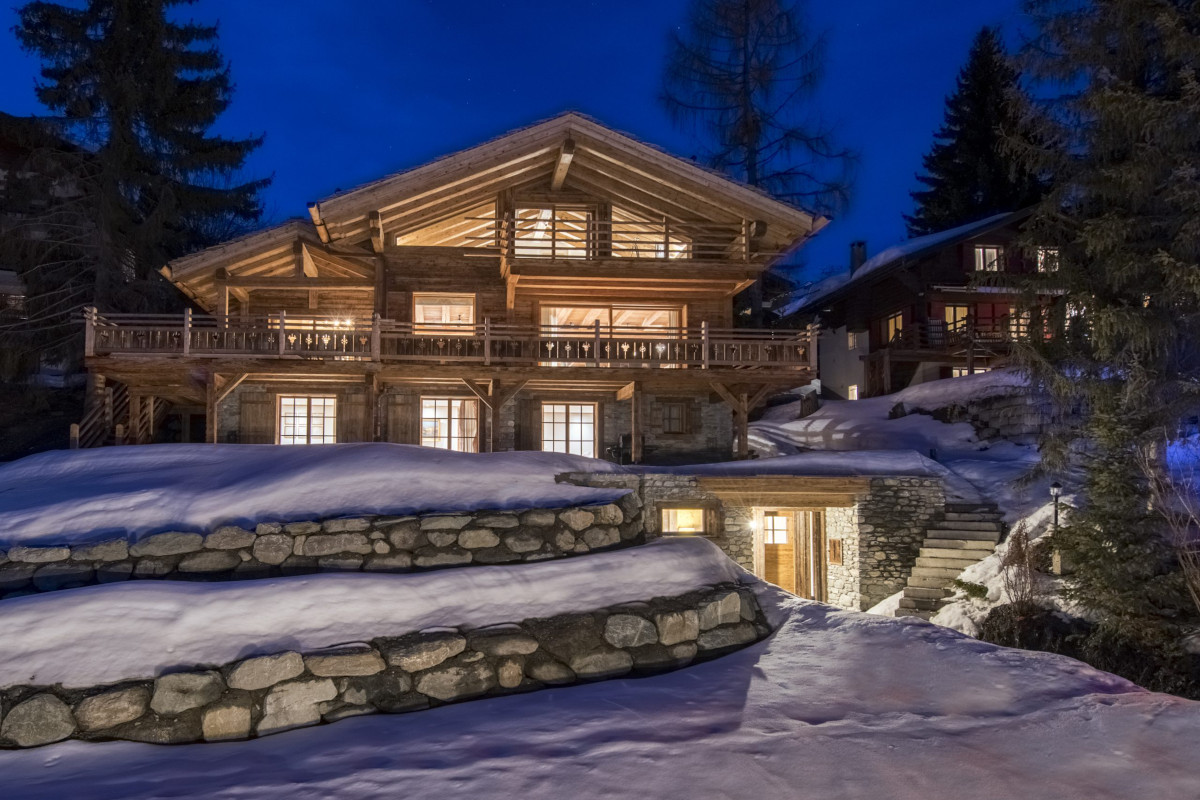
[895,502,1005,620]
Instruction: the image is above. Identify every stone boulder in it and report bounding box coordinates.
[654,610,699,646]
[150,671,225,716]
[568,649,633,680]
[204,526,255,550]
[8,546,70,564]
[202,700,253,742]
[129,532,204,558]
[72,539,129,562]
[258,678,338,735]
[74,686,149,732]
[697,623,757,652]
[178,550,241,573]
[698,591,743,630]
[469,630,539,656]
[305,646,385,677]
[2,694,75,746]
[302,533,372,557]
[559,508,595,532]
[415,661,496,702]
[227,651,305,691]
[504,531,544,553]
[383,632,467,672]
[603,615,658,648]
[251,534,293,565]
[458,529,501,550]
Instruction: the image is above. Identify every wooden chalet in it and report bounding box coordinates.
[787,210,1051,399]
[77,113,824,462]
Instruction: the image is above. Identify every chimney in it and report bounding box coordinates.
[850,241,867,273]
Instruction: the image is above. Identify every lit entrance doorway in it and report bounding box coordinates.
[756,509,827,601]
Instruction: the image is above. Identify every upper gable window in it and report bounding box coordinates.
[514,206,591,259]
[974,245,1003,272]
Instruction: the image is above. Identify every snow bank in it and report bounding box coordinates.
[0,443,632,544]
[0,537,742,689]
[4,588,1197,799]
[891,367,1028,410]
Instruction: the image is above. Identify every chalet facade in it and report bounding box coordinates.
[788,211,1050,399]
[77,114,823,462]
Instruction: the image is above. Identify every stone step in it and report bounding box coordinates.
[919,538,996,551]
[944,503,999,514]
[898,597,942,611]
[942,511,1003,523]
[929,520,1003,532]
[910,565,964,580]
[906,575,958,590]
[924,528,1001,542]
[914,555,979,571]
[902,586,953,600]
[895,609,934,620]
[920,546,994,561]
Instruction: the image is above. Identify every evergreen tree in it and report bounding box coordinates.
[661,0,855,324]
[1011,0,1200,640]
[12,0,267,314]
[906,27,1043,237]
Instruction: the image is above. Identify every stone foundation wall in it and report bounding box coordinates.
[824,506,859,609]
[854,477,944,610]
[0,497,643,599]
[0,583,767,749]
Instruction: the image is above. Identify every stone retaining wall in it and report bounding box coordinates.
[0,497,643,599]
[853,477,944,610]
[0,583,767,749]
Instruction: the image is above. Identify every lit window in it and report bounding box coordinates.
[278,396,337,445]
[541,402,596,457]
[847,330,859,350]
[944,304,970,331]
[848,384,860,401]
[413,293,475,334]
[1037,247,1059,273]
[886,311,903,342]
[762,512,789,544]
[514,206,592,259]
[662,508,706,534]
[975,245,1003,272]
[662,402,687,434]
[420,398,479,452]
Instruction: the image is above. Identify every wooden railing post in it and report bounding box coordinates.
[593,319,602,366]
[84,306,97,357]
[483,317,492,366]
[114,423,126,446]
[182,307,192,356]
[69,423,79,450]
[371,313,381,361]
[807,323,819,372]
[278,310,287,357]
[701,321,710,368]
[103,387,114,435]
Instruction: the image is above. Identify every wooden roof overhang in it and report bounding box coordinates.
[309,113,824,261]
[696,475,872,508]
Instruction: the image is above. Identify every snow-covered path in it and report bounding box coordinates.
[4,586,1197,799]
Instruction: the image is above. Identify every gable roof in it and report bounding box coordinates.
[310,112,824,252]
[791,210,1030,316]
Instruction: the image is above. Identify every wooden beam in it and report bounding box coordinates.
[215,373,248,405]
[460,378,527,452]
[550,138,576,191]
[369,210,385,254]
[461,377,494,409]
[307,202,332,243]
[615,381,637,402]
[629,381,642,464]
[205,373,219,444]
[219,276,374,290]
[365,373,380,442]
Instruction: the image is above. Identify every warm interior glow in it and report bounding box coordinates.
[662,508,705,534]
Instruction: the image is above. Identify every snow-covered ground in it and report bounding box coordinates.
[0,444,631,544]
[752,370,1046,519]
[3,577,1198,799]
[0,537,740,688]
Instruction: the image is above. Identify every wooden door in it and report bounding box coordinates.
[761,511,796,594]
[794,511,827,602]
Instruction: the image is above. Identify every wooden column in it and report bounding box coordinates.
[618,382,642,464]
[205,373,219,444]
[711,383,774,460]
[365,374,380,442]
[462,378,527,453]
[128,394,143,445]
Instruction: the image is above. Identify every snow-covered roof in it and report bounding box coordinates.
[789,210,1028,316]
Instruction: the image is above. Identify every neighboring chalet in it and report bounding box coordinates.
[786,210,1051,399]
[76,113,823,462]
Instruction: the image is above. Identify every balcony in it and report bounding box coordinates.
[84,310,816,372]
[879,316,1029,355]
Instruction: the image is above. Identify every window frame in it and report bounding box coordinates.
[419,396,481,452]
[277,394,338,445]
[885,311,903,343]
[412,292,476,335]
[540,401,598,458]
[974,245,1004,272]
[660,507,708,535]
[660,400,689,435]
[847,384,860,401]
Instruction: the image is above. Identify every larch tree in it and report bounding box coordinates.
[1010,0,1200,643]
[661,0,854,323]
[10,0,267,322]
[906,26,1044,237]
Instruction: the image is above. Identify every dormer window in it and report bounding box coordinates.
[975,245,1003,272]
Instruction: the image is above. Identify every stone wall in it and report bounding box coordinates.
[0,583,768,749]
[0,497,643,599]
[853,477,944,610]
[899,388,1063,447]
[824,506,859,609]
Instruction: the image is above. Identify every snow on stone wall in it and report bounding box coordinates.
[0,499,643,599]
[0,583,767,749]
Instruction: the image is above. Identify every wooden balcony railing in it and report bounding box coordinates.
[84,308,816,372]
[881,316,1030,353]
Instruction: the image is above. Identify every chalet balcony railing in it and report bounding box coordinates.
[882,316,1030,353]
[84,309,816,372]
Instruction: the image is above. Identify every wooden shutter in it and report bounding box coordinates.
[337,392,367,443]
[239,392,275,444]
[387,393,419,444]
[515,398,542,451]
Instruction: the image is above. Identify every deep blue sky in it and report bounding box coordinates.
[0,0,1024,283]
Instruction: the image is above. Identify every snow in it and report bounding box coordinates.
[751,372,1044,515]
[0,443,632,545]
[0,537,739,689]
[3,581,1199,798]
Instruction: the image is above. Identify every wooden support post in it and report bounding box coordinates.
[369,210,385,254]
[483,317,492,366]
[84,306,97,357]
[371,313,381,361]
[807,323,819,373]
[630,383,643,464]
[365,374,380,442]
[374,254,388,318]
[736,392,749,460]
[182,308,192,356]
[114,423,126,446]
[701,321,710,368]
[205,373,219,444]
[594,319,602,366]
[69,423,80,450]
[710,382,771,461]
[461,378,526,453]
[103,386,114,436]
[278,310,287,356]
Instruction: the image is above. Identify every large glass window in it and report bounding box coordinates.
[886,311,903,343]
[413,293,475,334]
[278,396,337,445]
[944,304,970,332]
[541,402,596,457]
[514,206,592,259]
[420,398,479,452]
[540,304,682,332]
[974,245,1003,272]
